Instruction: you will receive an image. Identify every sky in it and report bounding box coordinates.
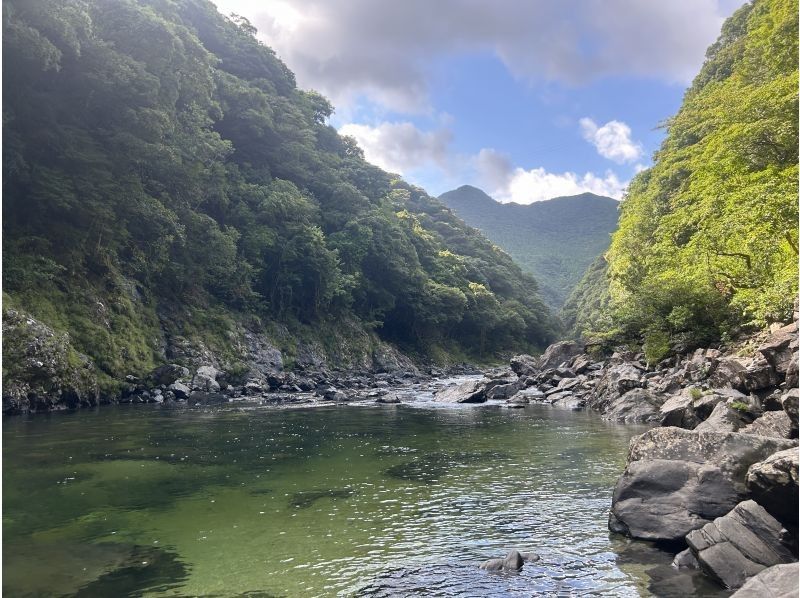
[213,0,745,203]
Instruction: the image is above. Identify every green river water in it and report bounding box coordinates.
[3,384,731,597]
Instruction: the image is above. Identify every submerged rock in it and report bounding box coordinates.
[480,550,525,571]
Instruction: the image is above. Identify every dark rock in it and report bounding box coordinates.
[709,357,748,390]
[686,500,795,589]
[758,323,798,377]
[603,388,663,423]
[609,428,794,542]
[376,394,401,404]
[243,380,263,395]
[323,390,348,402]
[781,389,798,438]
[187,391,228,406]
[785,352,799,389]
[729,563,799,597]
[148,364,190,387]
[538,341,584,370]
[693,389,741,420]
[520,552,540,562]
[510,354,538,377]
[479,550,524,571]
[486,380,523,400]
[746,448,798,537]
[434,378,488,403]
[743,358,781,393]
[571,354,593,374]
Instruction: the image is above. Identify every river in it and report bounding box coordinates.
[3,381,731,597]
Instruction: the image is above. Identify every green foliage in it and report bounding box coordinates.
[729,401,750,412]
[581,0,798,351]
[3,0,558,378]
[643,330,671,367]
[439,185,619,309]
[689,387,704,400]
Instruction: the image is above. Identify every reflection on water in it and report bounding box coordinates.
[3,398,731,597]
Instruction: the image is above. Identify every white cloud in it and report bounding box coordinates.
[338,124,628,203]
[214,0,730,112]
[499,168,627,203]
[580,118,643,164]
[338,121,453,174]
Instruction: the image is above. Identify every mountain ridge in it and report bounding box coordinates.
[438,185,619,309]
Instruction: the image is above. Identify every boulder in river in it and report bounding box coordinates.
[609,428,795,542]
[434,378,488,403]
[510,354,538,377]
[729,563,799,597]
[685,500,795,590]
[480,550,525,571]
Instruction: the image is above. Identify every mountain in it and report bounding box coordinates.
[438,185,619,309]
[2,0,558,396]
[572,0,798,356]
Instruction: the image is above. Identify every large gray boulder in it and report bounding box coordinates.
[609,428,794,542]
[590,364,645,411]
[746,448,799,536]
[742,411,794,440]
[686,500,795,590]
[730,563,799,597]
[660,391,702,429]
[192,365,222,393]
[694,403,750,434]
[537,341,584,370]
[603,388,663,423]
[758,323,798,377]
[782,389,798,438]
[434,378,488,403]
[510,354,538,377]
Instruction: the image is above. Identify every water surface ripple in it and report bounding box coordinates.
[3,390,731,597]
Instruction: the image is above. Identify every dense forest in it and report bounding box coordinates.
[439,186,618,310]
[2,0,558,390]
[567,0,798,359]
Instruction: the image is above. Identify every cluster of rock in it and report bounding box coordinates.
[115,362,469,408]
[479,550,539,572]
[435,316,799,593]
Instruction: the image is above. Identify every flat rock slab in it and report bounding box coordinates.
[434,379,487,403]
[687,500,795,590]
[730,563,799,597]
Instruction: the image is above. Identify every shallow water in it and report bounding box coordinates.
[3,390,731,597]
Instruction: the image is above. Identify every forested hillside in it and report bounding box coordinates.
[2,0,558,391]
[569,0,798,356]
[438,186,618,309]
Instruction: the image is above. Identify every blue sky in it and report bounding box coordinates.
[214,0,745,202]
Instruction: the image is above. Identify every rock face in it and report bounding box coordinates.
[742,411,794,439]
[730,563,799,597]
[746,448,799,537]
[537,341,583,371]
[603,388,663,423]
[2,308,100,413]
[510,354,538,377]
[434,378,488,403]
[685,500,795,590]
[609,428,795,542]
[148,364,190,386]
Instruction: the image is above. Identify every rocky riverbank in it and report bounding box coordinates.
[431,316,798,594]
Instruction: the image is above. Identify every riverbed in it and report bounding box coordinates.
[3,386,730,597]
